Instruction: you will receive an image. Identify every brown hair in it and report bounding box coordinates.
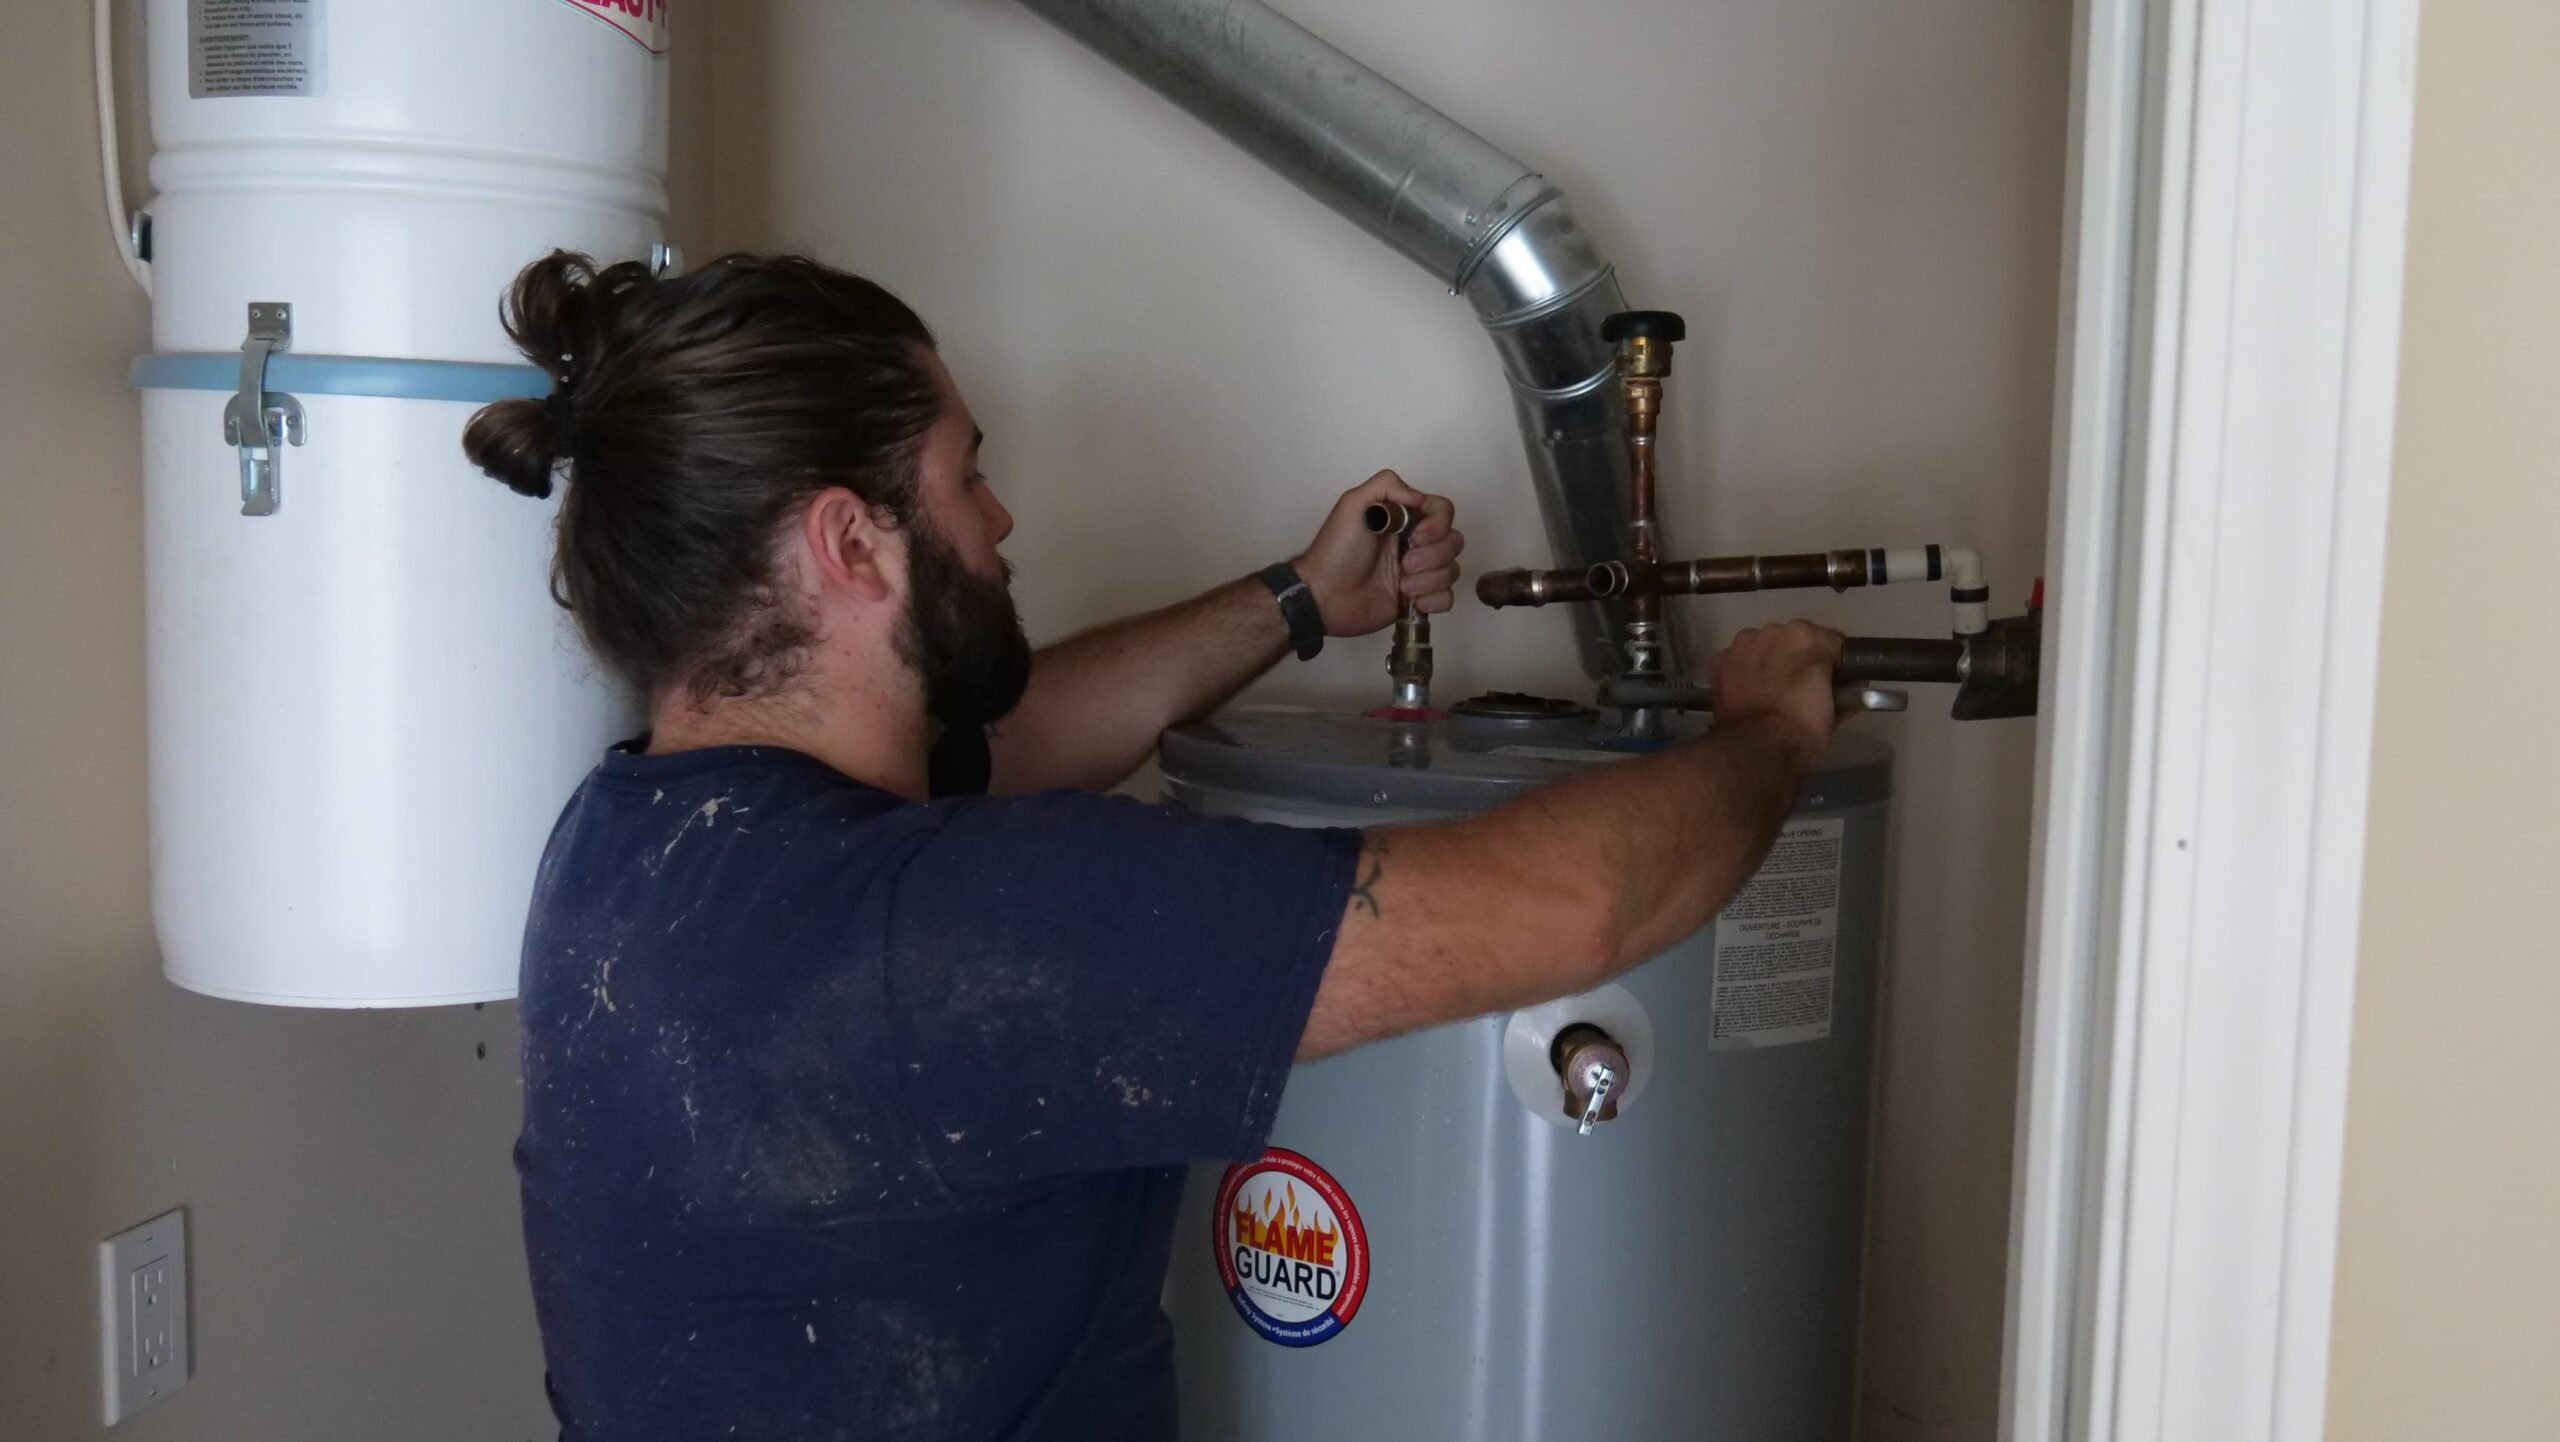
[462,250,940,702]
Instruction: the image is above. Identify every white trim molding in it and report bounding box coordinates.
[2003,3,2422,1441]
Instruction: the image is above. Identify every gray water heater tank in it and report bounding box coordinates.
[1155,700,1892,1441]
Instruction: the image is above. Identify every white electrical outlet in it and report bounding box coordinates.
[100,1209,189,1424]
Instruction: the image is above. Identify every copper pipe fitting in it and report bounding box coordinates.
[1387,613,1433,703]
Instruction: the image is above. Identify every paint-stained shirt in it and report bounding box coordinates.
[514,741,1361,1442]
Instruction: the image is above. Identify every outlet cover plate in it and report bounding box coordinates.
[100,1208,189,1424]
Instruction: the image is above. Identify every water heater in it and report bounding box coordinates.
[1159,705,1891,1439]
[122,0,670,1005]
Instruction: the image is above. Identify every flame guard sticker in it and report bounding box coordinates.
[1212,1147,1370,1347]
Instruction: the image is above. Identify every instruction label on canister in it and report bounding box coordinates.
[189,0,325,98]
[1711,818,1845,1049]
[1213,1148,1369,1347]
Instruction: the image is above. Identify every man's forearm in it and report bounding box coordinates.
[987,577,1289,794]
[1458,714,1815,996]
[1575,715,1816,964]
[1296,712,1823,1056]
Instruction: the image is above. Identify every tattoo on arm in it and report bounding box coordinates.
[1349,834,1387,918]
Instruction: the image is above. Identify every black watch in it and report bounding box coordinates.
[1255,562,1325,661]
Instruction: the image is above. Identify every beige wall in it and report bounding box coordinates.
[0,6,717,1438]
[2327,3,2560,1437]
[709,3,2064,1436]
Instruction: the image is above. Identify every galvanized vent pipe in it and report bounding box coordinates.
[1016,0,1672,679]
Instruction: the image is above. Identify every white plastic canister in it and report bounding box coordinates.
[131,0,670,1005]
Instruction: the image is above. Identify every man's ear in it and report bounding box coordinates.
[800,488,899,604]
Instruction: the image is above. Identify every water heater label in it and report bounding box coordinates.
[1212,1148,1370,1347]
[1712,817,1845,1049]
[553,0,672,55]
[189,0,325,99]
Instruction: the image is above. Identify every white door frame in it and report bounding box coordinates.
[2001,2,2422,1439]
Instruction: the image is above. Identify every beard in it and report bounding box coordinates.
[895,510,1034,730]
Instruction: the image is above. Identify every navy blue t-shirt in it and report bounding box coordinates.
[515,741,1360,1441]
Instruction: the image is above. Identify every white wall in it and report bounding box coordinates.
[709,3,2067,1434]
[2328,1,2560,1436]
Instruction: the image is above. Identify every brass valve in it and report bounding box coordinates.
[1363,501,1435,717]
[1551,1023,1630,1135]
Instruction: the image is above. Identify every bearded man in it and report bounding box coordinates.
[466,251,1843,1442]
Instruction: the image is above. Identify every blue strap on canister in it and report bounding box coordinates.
[131,337,552,516]
[130,351,551,405]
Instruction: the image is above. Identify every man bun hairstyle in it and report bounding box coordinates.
[462,250,941,703]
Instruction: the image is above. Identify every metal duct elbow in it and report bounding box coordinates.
[1017,0,1663,679]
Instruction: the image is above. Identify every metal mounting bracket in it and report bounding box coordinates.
[220,302,304,516]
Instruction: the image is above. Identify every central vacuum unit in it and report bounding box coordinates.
[113,0,670,1005]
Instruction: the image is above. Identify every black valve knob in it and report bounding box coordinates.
[1601,310,1686,343]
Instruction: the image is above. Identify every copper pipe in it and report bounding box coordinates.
[1627,423,1659,569]
[1603,314,1681,683]
[1477,566,1613,607]
[1625,510,1660,657]
[1644,549,1873,596]
[1583,550,1870,600]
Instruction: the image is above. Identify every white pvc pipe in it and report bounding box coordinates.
[1942,547,1990,635]
[1874,544,1992,635]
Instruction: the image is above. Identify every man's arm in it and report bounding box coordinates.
[1297,622,1843,1059]
[984,578,1290,794]
[987,470,1463,794]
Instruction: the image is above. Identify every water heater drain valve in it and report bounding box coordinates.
[1552,1024,1630,1134]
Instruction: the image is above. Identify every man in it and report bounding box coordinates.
[466,251,1845,1441]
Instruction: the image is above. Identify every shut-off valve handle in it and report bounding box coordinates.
[1552,1024,1630,1136]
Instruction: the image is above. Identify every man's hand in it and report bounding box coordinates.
[1709,621,1846,765]
[1293,470,1465,638]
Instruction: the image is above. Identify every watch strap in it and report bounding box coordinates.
[1255,562,1325,661]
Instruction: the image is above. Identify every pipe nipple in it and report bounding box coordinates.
[1364,500,1421,537]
